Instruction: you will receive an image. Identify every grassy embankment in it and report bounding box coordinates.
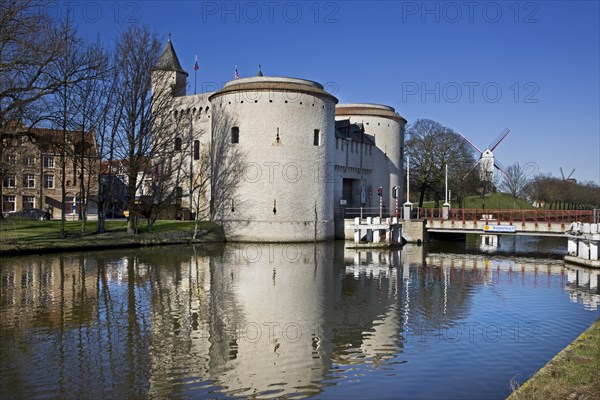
[421,192,535,209]
[508,317,600,400]
[0,219,221,254]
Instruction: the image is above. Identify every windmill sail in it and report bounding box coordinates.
[459,132,483,154]
[489,128,510,151]
[459,129,511,181]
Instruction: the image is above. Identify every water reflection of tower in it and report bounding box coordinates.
[202,243,413,395]
[341,249,403,365]
[206,243,334,398]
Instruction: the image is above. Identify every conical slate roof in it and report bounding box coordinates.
[153,37,188,76]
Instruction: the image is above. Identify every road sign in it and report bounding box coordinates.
[483,225,516,233]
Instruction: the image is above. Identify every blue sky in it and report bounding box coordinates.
[58,1,599,184]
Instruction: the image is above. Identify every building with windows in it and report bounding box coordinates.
[99,157,155,219]
[1,125,98,219]
[151,39,406,241]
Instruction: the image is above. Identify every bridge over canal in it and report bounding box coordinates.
[341,208,598,247]
[421,208,596,237]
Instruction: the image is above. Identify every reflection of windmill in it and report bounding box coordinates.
[459,128,511,180]
[560,167,576,183]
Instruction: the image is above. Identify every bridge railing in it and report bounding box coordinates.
[341,207,396,219]
[419,208,595,224]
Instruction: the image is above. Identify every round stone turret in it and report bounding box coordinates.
[336,103,406,210]
[209,76,339,241]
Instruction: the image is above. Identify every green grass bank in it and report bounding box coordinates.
[508,317,600,400]
[0,219,223,255]
[421,192,535,209]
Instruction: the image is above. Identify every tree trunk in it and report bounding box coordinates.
[418,183,427,208]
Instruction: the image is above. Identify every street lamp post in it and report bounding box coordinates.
[443,163,451,219]
[403,156,413,221]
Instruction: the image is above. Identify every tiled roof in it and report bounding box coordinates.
[152,38,188,76]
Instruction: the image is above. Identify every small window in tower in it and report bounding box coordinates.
[194,140,200,160]
[175,186,183,204]
[313,129,320,146]
[174,137,182,151]
[231,127,239,144]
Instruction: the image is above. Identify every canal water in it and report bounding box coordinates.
[1,238,598,399]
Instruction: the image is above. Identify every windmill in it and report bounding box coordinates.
[459,128,511,181]
[560,167,576,183]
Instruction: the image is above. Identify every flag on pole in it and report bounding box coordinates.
[234,65,239,80]
[194,55,199,71]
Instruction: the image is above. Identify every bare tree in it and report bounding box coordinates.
[500,162,536,206]
[111,25,179,234]
[405,118,475,208]
[43,13,106,237]
[144,112,191,232]
[70,44,109,235]
[190,143,211,239]
[0,0,64,217]
[94,59,124,234]
[114,26,160,234]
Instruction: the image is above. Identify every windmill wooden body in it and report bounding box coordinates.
[460,128,511,181]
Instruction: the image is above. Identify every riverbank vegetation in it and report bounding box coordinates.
[508,317,600,400]
[421,192,535,210]
[0,219,220,254]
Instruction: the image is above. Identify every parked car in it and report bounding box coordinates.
[105,208,125,219]
[5,208,51,221]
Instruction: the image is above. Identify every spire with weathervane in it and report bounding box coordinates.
[151,34,188,97]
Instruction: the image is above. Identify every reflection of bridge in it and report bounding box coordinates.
[422,208,594,237]
[425,252,600,310]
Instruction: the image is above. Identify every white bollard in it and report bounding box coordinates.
[354,228,361,244]
[590,241,598,260]
[403,202,413,221]
[568,237,578,256]
[578,240,590,259]
[373,229,381,243]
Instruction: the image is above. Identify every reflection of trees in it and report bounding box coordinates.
[0,252,153,398]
